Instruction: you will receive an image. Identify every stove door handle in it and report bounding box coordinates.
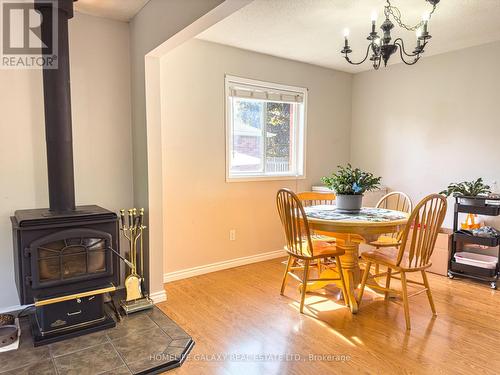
[67,310,82,316]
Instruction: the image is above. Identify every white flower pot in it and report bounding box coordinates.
[336,194,363,212]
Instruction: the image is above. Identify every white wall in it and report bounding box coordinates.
[0,12,133,309]
[161,39,352,274]
[351,41,500,228]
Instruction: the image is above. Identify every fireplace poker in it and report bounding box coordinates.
[108,246,134,270]
[139,208,146,295]
[120,209,126,229]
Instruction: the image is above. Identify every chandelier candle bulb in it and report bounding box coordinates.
[422,13,429,34]
[343,28,350,48]
[371,11,377,32]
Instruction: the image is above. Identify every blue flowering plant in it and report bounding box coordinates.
[321,164,382,195]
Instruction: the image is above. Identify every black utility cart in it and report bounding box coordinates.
[448,196,500,289]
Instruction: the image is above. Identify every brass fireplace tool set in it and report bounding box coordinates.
[119,208,153,314]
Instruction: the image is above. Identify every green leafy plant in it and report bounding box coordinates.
[321,164,381,195]
[440,178,491,197]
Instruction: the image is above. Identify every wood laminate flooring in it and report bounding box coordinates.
[158,258,500,375]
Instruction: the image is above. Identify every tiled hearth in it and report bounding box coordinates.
[0,307,194,374]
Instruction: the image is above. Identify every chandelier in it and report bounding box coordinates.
[341,0,440,69]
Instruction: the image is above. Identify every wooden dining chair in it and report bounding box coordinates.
[368,192,413,276]
[297,191,337,273]
[277,189,349,313]
[369,192,413,248]
[357,194,447,330]
[296,191,336,207]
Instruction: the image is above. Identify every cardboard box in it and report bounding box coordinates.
[428,229,452,276]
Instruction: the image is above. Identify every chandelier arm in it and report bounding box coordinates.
[393,38,420,57]
[395,42,420,65]
[344,44,372,66]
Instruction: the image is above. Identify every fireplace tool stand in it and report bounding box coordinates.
[120,208,154,314]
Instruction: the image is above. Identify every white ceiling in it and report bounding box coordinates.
[75,0,149,22]
[197,0,500,73]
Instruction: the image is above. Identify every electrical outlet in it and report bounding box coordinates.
[229,229,236,241]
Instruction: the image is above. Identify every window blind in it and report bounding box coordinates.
[228,83,305,104]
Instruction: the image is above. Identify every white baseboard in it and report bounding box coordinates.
[163,249,286,284]
[149,290,167,304]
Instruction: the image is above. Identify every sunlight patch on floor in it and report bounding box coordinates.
[309,317,357,347]
[351,336,364,346]
[299,294,347,312]
[288,298,356,347]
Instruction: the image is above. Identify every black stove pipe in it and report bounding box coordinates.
[35,0,76,212]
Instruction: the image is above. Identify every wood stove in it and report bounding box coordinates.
[11,208,121,347]
[10,0,121,346]
[11,206,120,305]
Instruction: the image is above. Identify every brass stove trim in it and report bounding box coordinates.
[34,285,116,307]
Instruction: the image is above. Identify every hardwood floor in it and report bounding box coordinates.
[157,258,500,375]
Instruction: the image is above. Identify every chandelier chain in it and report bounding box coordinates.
[384,0,437,32]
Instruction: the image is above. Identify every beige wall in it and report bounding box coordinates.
[0,12,133,309]
[161,39,352,273]
[130,0,225,206]
[129,0,227,297]
[351,41,500,228]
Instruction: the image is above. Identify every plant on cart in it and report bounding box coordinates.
[440,178,491,197]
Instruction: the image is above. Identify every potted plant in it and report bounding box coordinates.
[440,178,491,206]
[321,164,382,212]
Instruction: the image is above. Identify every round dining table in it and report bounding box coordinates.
[303,205,409,313]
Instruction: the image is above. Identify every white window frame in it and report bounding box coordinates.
[225,75,307,182]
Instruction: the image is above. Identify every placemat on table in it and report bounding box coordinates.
[304,206,407,222]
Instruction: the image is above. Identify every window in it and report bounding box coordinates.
[225,75,307,181]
